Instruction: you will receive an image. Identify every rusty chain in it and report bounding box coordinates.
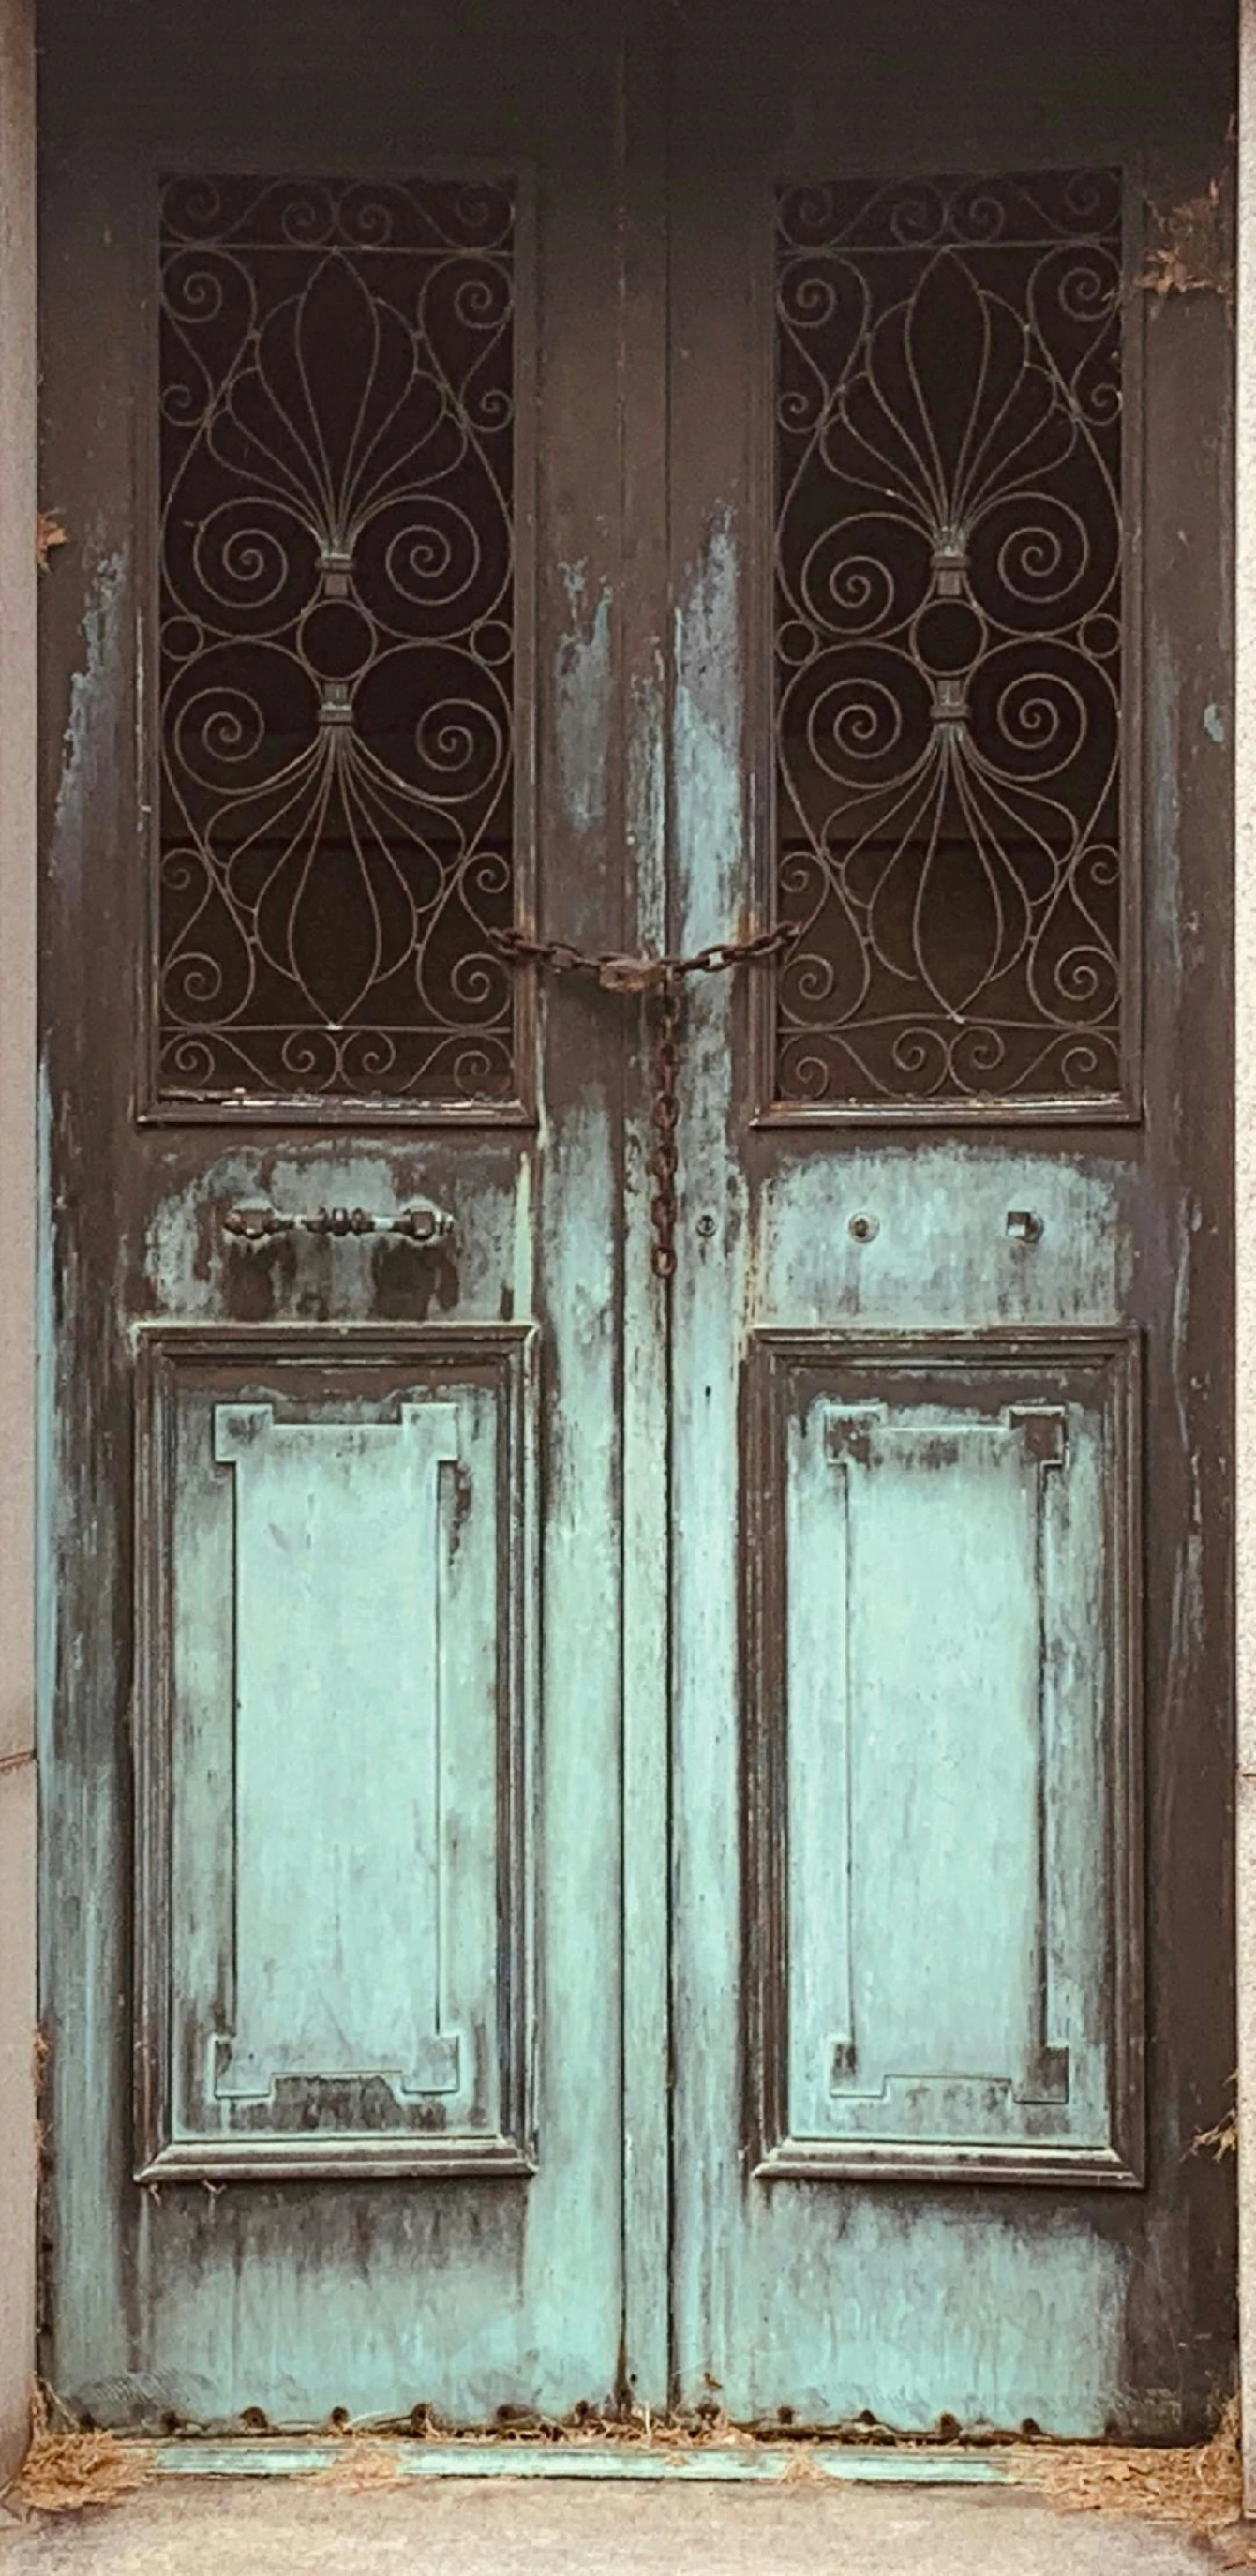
[491,921,799,1279]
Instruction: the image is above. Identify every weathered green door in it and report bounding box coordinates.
[40,0,635,2428]
[665,0,1235,2438]
[40,0,1234,2440]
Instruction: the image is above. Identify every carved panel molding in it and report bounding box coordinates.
[742,1328,1144,2186]
[133,1324,537,2179]
[152,174,530,1120]
[770,171,1139,1121]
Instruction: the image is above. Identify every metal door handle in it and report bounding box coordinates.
[223,1201,456,1246]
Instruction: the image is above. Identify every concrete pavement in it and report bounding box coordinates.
[0,2478,1235,2574]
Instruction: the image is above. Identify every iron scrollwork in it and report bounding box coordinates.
[773,170,1127,1111]
[157,174,518,1108]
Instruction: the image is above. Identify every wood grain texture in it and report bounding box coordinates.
[39,0,634,2428]
[134,1327,536,2180]
[666,0,1234,2437]
[743,1330,1143,2187]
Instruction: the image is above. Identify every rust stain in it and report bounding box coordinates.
[1141,177,1233,298]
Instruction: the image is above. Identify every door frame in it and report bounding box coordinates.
[0,0,1253,2482]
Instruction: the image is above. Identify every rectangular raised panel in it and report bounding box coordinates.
[210,1401,463,2105]
[135,1325,536,2179]
[745,1330,1143,2185]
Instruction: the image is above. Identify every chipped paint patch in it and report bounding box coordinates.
[142,1146,519,1322]
[1164,1195,1207,1775]
[52,546,127,859]
[1142,178,1234,298]
[627,654,666,949]
[757,1143,1128,1331]
[1204,700,1227,745]
[1147,623,1185,999]
[555,561,612,837]
[674,512,741,943]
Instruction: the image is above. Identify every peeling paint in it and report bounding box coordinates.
[52,546,127,860]
[758,1145,1127,1329]
[627,656,666,950]
[1142,177,1234,298]
[555,561,612,837]
[1148,623,1185,1000]
[673,511,741,941]
[142,1148,518,1323]
[1165,1198,1207,1751]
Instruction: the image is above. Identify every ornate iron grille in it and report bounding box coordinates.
[157,175,517,1107]
[773,170,1126,1112]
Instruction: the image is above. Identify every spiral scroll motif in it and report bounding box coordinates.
[773,170,1126,1109]
[157,174,517,1104]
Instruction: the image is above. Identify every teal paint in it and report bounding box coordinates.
[556,562,612,835]
[143,1147,526,1322]
[40,539,137,2401]
[620,649,671,2408]
[785,1385,1112,2163]
[144,2440,1016,2484]
[667,499,1131,2429]
[41,23,1228,2446]
[755,1148,1128,1334]
[672,509,742,943]
[204,1403,470,2106]
[52,545,127,861]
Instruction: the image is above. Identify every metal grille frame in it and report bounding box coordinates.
[139,161,537,1129]
[751,161,1144,1130]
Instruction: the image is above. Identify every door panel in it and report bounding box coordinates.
[136,1327,534,2181]
[39,0,1235,2443]
[668,0,1234,2437]
[40,0,639,2426]
[747,1330,1141,2186]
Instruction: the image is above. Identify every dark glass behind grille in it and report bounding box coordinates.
[157,174,516,1105]
[773,170,1124,1109]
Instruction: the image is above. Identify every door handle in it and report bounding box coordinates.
[222,1201,456,1246]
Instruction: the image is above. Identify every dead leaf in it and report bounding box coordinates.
[7,2388,147,2516]
[35,513,67,572]
[1141,177,1233,298]
[1013,2396,1243,2534]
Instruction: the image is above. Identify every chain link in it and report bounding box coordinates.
[491,921,799,1279]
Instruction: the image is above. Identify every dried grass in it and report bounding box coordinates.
[317,2439,405,2493]
[387,2404,756,2450]
[8,2376,1246,2536]
[1010,2396,1244,2533]
[778,2444,823,2485]
[8,2389,148,2517]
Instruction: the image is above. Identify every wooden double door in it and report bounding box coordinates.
[40,0,1234,2437]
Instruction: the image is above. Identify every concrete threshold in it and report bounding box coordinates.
[0,2474,1237,2574]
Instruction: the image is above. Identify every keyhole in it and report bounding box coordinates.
[1007,1209,1043,1244]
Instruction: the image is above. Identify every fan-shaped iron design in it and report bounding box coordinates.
[157,174,517,1106]
[773,170,1127,1111]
